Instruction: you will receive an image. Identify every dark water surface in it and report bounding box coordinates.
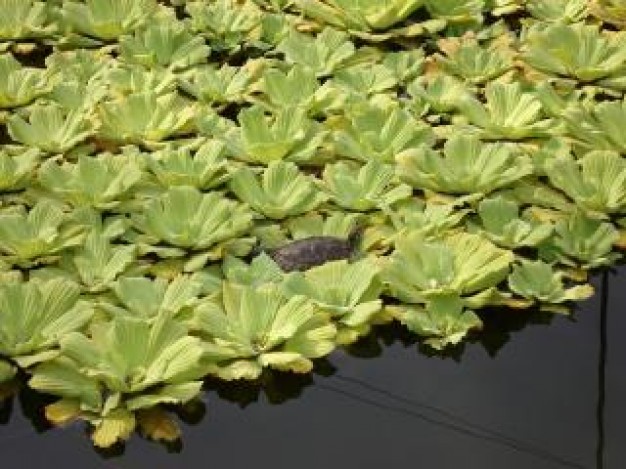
[1,266,624,469]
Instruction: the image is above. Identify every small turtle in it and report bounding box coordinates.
[267,229,363,272]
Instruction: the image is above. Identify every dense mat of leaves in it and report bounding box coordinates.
[0,0,625,448]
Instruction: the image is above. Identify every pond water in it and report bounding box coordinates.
[1,266,624,469]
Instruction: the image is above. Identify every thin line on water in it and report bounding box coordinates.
[596,271,608,469]
[318,383,586,469]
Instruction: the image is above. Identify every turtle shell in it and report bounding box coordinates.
[269,236,355,272]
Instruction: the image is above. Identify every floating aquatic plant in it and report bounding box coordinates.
[59,0,158,42]
[396,135,533,195]
[0,278,93,368]
[7,103,93,154]
[0,53,50,109]
[0,200,85,268]
[229,161,328,219]
[508,260,594,305]
[282,258,383,344]
[197,282,336,380]
[29,315,206,447]
[0,0,624,449]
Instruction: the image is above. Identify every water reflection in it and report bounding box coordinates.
[1,267,623,468]
[204,360,333,408]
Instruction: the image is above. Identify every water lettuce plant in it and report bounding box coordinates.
[0,0,625,449]
[472,196,553,249]
[563,98,626,154]
[146,140,230,190]
[546,151,626,216]
[97,91,196,145]
[0,53,50,109]
[540,211,621,268]
[281,258,383,344]
[332,102,434,163]
[60,0,158,41]
[197,282,336,380]
[119,17,210,71]
[0,200,85,268]
[277,28,355,76]
[294,0,425,31]
[29,315,205,447]
[130,185,253,259]
[33,228,136,293]
[225,105,326,164]
[7,104,93,154]
[455,82,554,140]
[180,64,251,106]
[396,135,533,195]
[0,0,54,41]
[0,148,39,192]
[321,160,411,211]
[99,275,202,322]
[229,161,328,219]
[186,0,262,51]
[436,38,513,85]
[508,260,594,305]
[383,231,514,305]
[38,154,143,209]
[522,23,626,87]
[525,0,588,22]
[389,293,483,350]
[0,278,93,368]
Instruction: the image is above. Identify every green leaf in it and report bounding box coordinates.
[0,148,39,192]
[526,0,588,23]
[282,258,382,343]
[522,23,626,87]
[0,53,50,108]
[321,160,411,211]
[0,278,92,363]
[508,260,594,304]
[180,64,251,105]
[196,282,335,379]
[0,199,85,266]
[0,0,55,40]
[229,161,327,220]
[384,231,514,302]
[223,253,285,287]
[39,154,143,209]
[186,0,262,51]
[8,103,93,153]
[397,134,533,195]
[391,293,483,350]
[119,16,210,70]
[226,105,327,164]
[546,151,626,216]
[294,0,425,31]
[60,0,158,41]
[436,37,512,84]
[97,91,196,145]
[133,185,253,252]
[473,196,553,248]
[29,358,103,410]
[277,27,355,76]
[147,140,230,190]
[425,0,485,24]
[333,101,434,163]
[455,82,554,140]
[540,211,621,268]
[564,98,626,154]
[102,275,201,321]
